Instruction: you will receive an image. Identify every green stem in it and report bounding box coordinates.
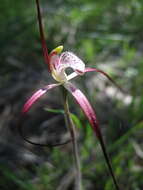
[62,87,82,190]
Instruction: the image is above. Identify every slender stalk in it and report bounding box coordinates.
[62,87,82,190]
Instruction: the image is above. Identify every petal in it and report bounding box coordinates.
[67,72,78,81]
[85,67,125,93]
[49,51,85,83]
[59,52,85,74]
[49,46,63,71]
[64,82,100,137]
[49,54,60,70]
[64,82,119,189]
[22,83,60,113]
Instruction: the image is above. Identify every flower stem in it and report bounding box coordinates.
[62,87,82,190]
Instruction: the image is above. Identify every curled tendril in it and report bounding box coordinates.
[18,115,72,147]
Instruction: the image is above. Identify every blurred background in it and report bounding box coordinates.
[0,0,143,189]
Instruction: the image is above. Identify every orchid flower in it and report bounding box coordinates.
[22,45,119,189]
[22,0,121,189]
[22,45,122,115]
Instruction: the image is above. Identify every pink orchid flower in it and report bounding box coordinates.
[22,45,120,131]
[22,45,122,140]
[22,0,120,189]
[22,44,120,188]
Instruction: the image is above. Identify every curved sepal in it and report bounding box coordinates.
[64,82,119,190]
[22,83,60,113]
[85,67,125,93]
[64,82,101,137]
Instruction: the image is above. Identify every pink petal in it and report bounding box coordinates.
[49,53,60,70]
[59,52,85,74]
[85,67,124,93]
[64,82,119,189]
[22,83,59,114]
[64,82,101,137]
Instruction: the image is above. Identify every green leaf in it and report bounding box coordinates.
[44,107,82,129]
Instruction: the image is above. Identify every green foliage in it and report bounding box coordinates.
[1,0,143,189]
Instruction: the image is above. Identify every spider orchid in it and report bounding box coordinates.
[22,0,121,189]
[22,45,119,189]
[22,45,122,115]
